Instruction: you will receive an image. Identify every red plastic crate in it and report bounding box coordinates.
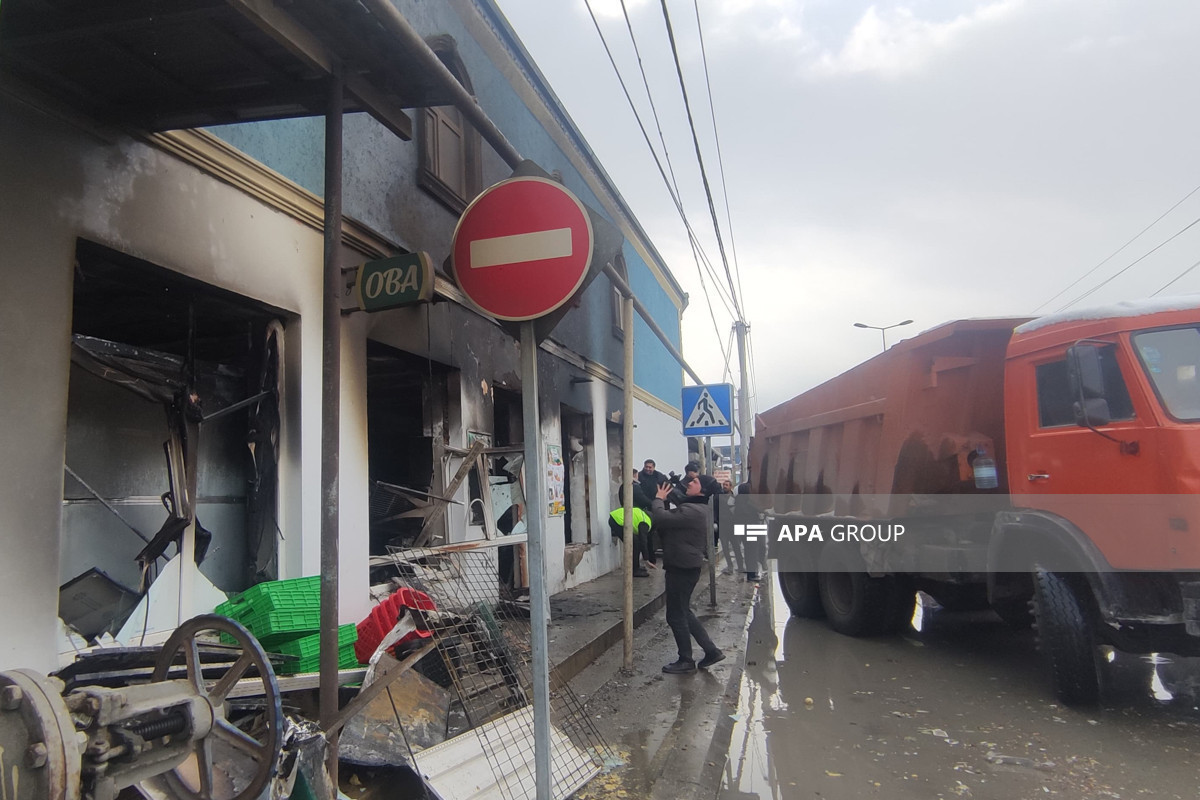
[354,588,436,664]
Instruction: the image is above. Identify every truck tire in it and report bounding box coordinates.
[1031,569,1101,705]
[779,571,824,618]
[816,547,896,637]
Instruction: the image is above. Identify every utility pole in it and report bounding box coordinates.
[734,320,752,485]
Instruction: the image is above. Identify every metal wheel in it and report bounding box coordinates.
[151,615,282,800]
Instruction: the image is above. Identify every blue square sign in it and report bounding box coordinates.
[682,383,734,436]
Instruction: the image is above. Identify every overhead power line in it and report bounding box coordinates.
[615,0,734,349]
[1035,182,1200,313]
[581,0,734,357]
[1152,256,1200,297]
[658,0,743,321]
[581,0,740,320]
[1058,213,1200,311]
[619,0,684,206]
[691,0,745,320]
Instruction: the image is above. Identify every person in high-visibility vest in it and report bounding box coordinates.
[609,504,653,577]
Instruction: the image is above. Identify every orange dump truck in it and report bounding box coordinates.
[748,300,1200,704]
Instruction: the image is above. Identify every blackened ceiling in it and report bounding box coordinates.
[0,0,460,137]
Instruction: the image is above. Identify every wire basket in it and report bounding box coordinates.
[386,542,611,800]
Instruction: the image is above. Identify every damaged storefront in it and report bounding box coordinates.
[61,241,287,645]
[1,0,688,796]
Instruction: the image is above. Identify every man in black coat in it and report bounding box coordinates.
[651,479,724,674]
[637,459,670,498]
[676,461,723,546]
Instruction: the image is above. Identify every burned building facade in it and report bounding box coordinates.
[0,0,687,671]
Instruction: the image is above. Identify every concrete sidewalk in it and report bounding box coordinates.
[547,566,668,681]
[546,565,759,799]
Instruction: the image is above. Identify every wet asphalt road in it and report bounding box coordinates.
[721,580,1200,800]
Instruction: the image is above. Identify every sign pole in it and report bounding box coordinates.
[621,295,635,671]
[451,174,598,800]
[706,435,717,606]
[520,321,552,800]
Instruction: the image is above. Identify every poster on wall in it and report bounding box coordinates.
[546,444,566,517]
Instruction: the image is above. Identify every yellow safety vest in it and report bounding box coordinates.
[609,507,651,530]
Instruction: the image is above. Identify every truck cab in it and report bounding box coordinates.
[991,300,1200,702]
[1005,300,1200,571]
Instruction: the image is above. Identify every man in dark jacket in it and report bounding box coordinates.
[638,459,670,498]
[676,461,723,546]
[651,479,724,674]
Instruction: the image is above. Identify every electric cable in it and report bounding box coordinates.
[613,0,734,353]
[745,325,760,417]
[658,0,743,321]
[721,324,736,384]
[581,0,735,350]
[691,0,746,319]
[1151,255,1200,296]
[1036,182,1200,312]
[1058,213,1200,310]
[619,0,684,207]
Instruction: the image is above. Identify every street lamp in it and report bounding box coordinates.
[854,319,913,351]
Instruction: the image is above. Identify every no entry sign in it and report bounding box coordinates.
[451,176,594,321]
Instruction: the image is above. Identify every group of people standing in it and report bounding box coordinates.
[608,458,764,675]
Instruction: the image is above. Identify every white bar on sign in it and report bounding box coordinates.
[470,228,573,268]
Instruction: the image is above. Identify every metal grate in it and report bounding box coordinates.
[387,544,610,800]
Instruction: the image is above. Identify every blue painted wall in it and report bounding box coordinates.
[206,0,682,411]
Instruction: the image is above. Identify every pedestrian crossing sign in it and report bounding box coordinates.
[681,383,734,436]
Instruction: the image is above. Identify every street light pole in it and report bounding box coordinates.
[853,319,913,351]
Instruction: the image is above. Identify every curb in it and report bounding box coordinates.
[553,586,667,683]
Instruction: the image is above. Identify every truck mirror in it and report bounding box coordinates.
[1074,396,1112,427]
[1067,343,1107,400]
[1068,344,1112,427]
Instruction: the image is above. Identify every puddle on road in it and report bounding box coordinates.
[720,577,1200,799]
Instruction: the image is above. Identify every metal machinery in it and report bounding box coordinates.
[0,616,282,800]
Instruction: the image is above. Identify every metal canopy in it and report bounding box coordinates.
[0,0,464,138]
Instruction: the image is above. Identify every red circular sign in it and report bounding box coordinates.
[451,177,594,321]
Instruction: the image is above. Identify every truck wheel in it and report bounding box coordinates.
[816,547,895,637]
[1032,569,1101,705]
[779,571,824,618]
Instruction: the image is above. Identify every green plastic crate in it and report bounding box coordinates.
[272,624,359,675]
[215,576,322,645]
[215,576,320,621]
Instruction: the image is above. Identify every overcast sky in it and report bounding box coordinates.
[492,0,1200,414]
